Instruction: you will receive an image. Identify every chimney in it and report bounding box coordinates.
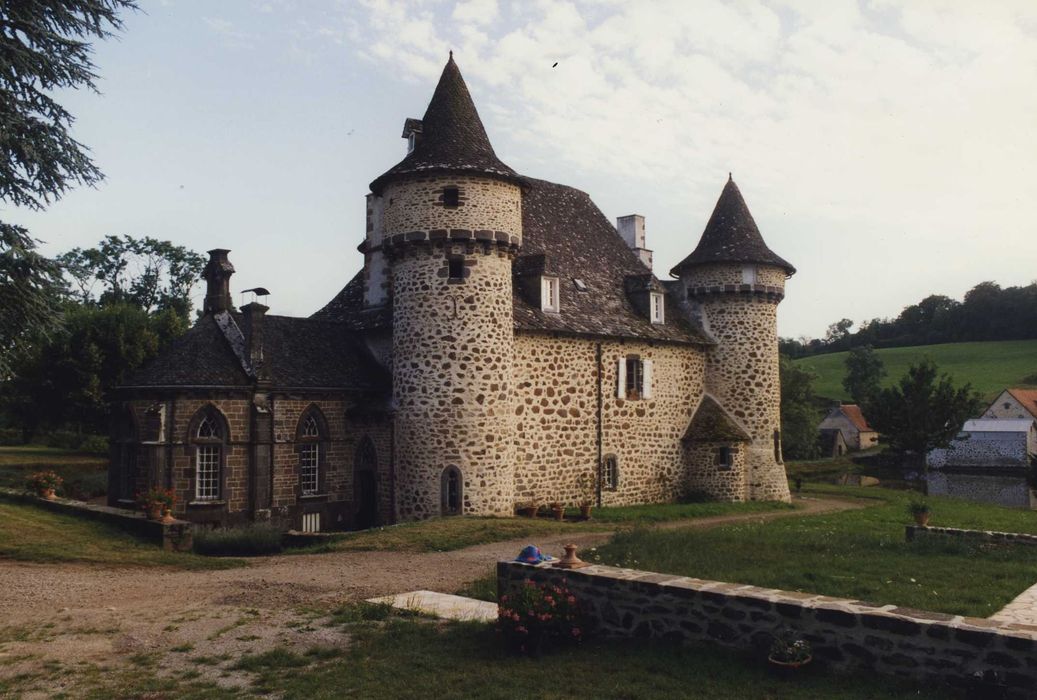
[617,215,653,270]
[202,249,235,314]
[241,301,270,384]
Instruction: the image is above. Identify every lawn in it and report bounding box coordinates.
[34,605,953,700]
[0,500,242,570]
[595,485,1037,617]
[0,445,109,501]
[301,499,793,554]
[793,338,1037,401]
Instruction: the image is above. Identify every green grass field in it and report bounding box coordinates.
[596,485,1037,617]
[793,339,1037,401]
[0,445,109,500]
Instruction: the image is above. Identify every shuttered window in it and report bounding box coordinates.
[618,356,652,400]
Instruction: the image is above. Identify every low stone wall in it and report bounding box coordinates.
[0,488,192,552]
[498,561,1037,697]
[907,524,1037,547]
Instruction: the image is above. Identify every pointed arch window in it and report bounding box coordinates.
[191,411,226,502]
[297,409,326,497]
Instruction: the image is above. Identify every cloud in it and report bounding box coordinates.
[310,0,1037,337]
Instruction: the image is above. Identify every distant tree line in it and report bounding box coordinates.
[780,281,1037,358]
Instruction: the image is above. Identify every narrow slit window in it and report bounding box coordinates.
[773,430,783,464]
[602,455,619,491]
[441,466,463,515]
[443,187,459,207]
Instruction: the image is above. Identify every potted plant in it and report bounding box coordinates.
[26,471,62,500]
[138,487,176,521]
[549,502,565,521]
[767,629,812,676]
[575,473,595,520]
[515,501,537,518]
[908,500,931,527]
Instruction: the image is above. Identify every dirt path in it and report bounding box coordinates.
[0,495,866,694]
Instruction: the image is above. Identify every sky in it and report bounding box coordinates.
[7,0,1037,339]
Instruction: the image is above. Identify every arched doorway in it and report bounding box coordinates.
[353,437,378,529]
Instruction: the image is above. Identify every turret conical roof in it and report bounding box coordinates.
[370,54,519,194]
[670,176,795,276]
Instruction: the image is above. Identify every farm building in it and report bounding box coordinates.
[817,404,879,452]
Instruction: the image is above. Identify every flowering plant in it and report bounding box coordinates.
[137,487,176,511]
[26,470,62,492]
[498,579,583,655]
[768,629,812,664]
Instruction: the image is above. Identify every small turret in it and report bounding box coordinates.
[675,176,793,503]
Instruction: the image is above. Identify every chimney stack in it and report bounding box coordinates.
[241,301,270,384]
[202,249,235,314]
[617,215,653,270]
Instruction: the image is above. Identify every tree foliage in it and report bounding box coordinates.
[842,345,885,406]
[863,358,982,470]
[779,355,821,460]
[59,235,205,320]
[0,223,64,376]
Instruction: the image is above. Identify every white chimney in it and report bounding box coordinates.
[617,214,652,270]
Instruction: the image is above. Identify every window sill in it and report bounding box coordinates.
[188,500,226,507]
[300,493,328,501]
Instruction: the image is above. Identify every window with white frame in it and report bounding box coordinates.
[650,292,664,324]
[407,132,417,154]
[541,276,560,313]
[742,265,757,284]
[193,414,223,501]
[617,355,653,400]
[299,413,321,496]
[602,454,619,491]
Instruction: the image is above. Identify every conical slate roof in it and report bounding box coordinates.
[369,54,520,194]
[682,395,752,443]
[670,176,795,276]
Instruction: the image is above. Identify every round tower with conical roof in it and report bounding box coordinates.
[671,176,795,502]
[372,55,522,519]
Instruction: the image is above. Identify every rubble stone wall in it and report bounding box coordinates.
[499,561,1037,697]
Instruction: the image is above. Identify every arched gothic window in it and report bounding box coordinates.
[192,410,226,501]
[441,466,463,516]
[297,411,323,496]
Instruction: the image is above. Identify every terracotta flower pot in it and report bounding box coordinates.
[148,505,163,521]
[768,655,812,678]
[579,504,592,520]
[913,512,931,527]
[161,508,176,524]
[39,488,56,500]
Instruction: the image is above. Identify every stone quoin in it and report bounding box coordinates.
[110,55,796,531]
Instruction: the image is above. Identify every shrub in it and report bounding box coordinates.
[194,523,283,557]
[768,628,811,664]
[77,435,109,455]
[0,428,23,446]
[137,487,176,512]
[64,471,108,500]
[908,500,930,517]
[26,470,63,493]
[42,431,85,450]
[498,579,583,655]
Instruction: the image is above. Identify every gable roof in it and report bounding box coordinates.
[1005,388,1037,420]
[670,176,795,276]
[839,404,874,432]
[369,55,520,194]
[682,395,752,442]
[121,313,388,391]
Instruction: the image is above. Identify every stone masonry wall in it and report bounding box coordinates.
[687,263,787,287]
[929,433,1029,468]
[511,334,705,508]
[381,176,521,237]
[684,440,748,500]
[688,264,789,502]
[499,561,1037,697]
[387,175,522,520]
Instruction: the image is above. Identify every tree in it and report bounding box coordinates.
[842,345,885,406]
[824,318,853,345]
[0,0,137,375]
[779,355,821,460]
[864,358,982,473]
[60,235,205,321]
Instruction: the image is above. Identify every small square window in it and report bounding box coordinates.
[448,257,465,281]
[541,276,560,312]
[443,187,459,207]
[716,446,733,470]
[650,292,664,324]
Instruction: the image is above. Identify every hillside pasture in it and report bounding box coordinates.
[793,339,1037,401]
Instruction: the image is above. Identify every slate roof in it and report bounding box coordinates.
[671,176,795,276]
[682,395,752,442]
[121,312,388,391]
[369,54,520,195]
[315,178,712,345]
[1006,389,1037,420]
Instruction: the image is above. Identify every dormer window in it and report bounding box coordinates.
[573,278,587,292]
[650,292,664,324]
[407,132,417,154]
[541,276,560,313]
